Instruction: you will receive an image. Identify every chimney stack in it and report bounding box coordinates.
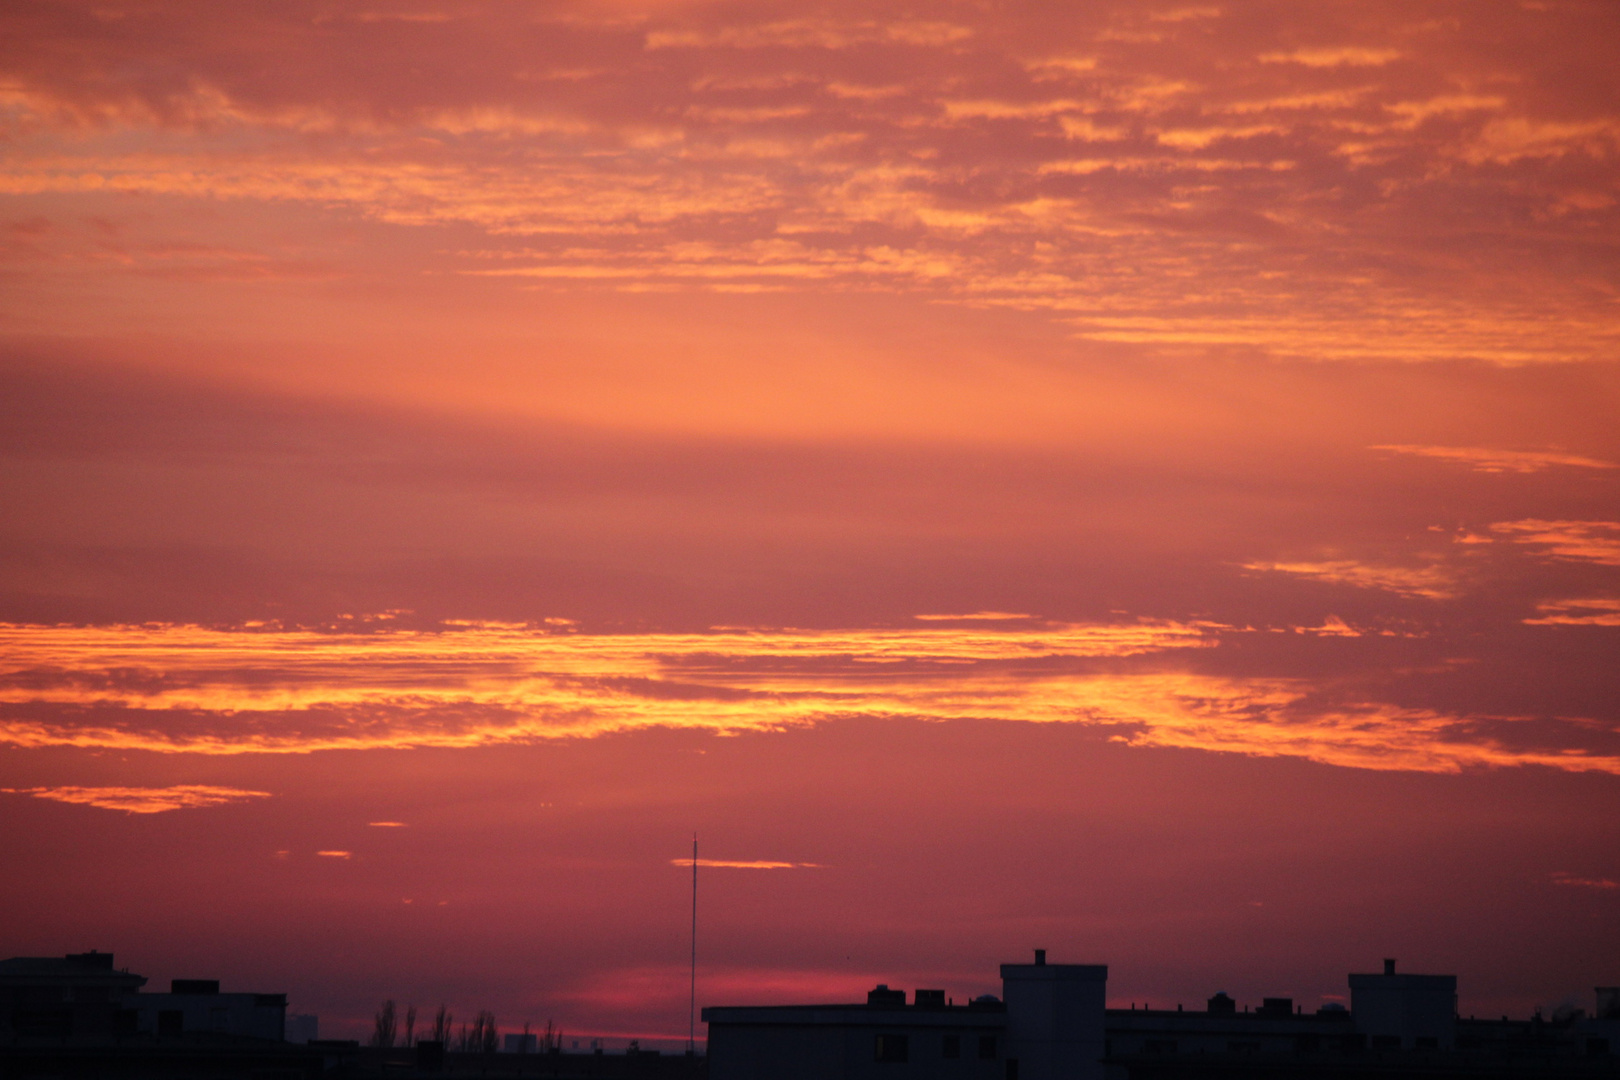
[1035,949,1046,966]
[1384,959,1396,976]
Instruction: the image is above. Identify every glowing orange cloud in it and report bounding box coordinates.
[3,1,1618,368]
[1,622,1615,776]
[1372,445,1618,474]
[0,784,271,814]
[1490,521,1620,566]
[1522,599,1620,627]
[1240,560,1458,599]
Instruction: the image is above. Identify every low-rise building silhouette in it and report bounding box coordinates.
[7,949,1618,1078]
[0,951,146,1040]
[705,953,1620,1080]
[288,1011,320,1044]
[0,951,286,1043]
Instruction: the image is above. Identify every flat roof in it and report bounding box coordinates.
[702,1005,1007,1028]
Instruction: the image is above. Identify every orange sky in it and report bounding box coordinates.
[2,0,1618,1047]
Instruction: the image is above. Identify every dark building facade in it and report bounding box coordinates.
[0,951,285,1044]
[704,954,1620,1080]
[0,951,146,1040]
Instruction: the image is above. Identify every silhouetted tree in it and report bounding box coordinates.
[370,1000,397,1048]
[454,1010,498,1052]
[431,1005,452,1045]
[403,1004,416,1048]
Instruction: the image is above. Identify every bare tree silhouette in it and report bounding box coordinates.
[370,1001,397,1049]
[431,1005,452,1045]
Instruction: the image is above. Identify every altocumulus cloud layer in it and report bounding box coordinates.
[3,620,1617,775]
[2,0,1618,366]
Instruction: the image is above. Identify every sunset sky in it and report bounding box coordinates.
[3,0,1619,1047]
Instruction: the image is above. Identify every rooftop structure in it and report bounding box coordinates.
[704,954,1620,1079]
[0,951,285,1044]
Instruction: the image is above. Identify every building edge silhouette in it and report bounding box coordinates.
[703,952,1620,1080]
[4,949,1618,1077]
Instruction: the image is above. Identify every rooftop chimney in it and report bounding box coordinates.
[1384,959,1396,976]
[1035,949,1046,966]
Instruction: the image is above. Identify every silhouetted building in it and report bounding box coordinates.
[1348,958,1456,1050]
[288,1011,320,1044]
[704,952,1105,1080]
[0,951,285,1043]
[133,977,287,1040]
[705,955,1620,1079]
[0,951,146,1039]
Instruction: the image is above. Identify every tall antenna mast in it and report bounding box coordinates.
[688,833,698,1055]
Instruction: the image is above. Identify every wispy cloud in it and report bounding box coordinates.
[0,784,271,814]
[645,19,972,50]
[1523,598,1620,627]
[1372,445,1617,474]
[1241,560,1458,600]
[669,859,823,869]
[0,623,1615,776]
[1259,46,1403,67]
[912,612,1035,621]
[1294,616,1361,637]
[0,619,1218,753]
[1491,521,1620,567]
[1550,871,1619,890]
